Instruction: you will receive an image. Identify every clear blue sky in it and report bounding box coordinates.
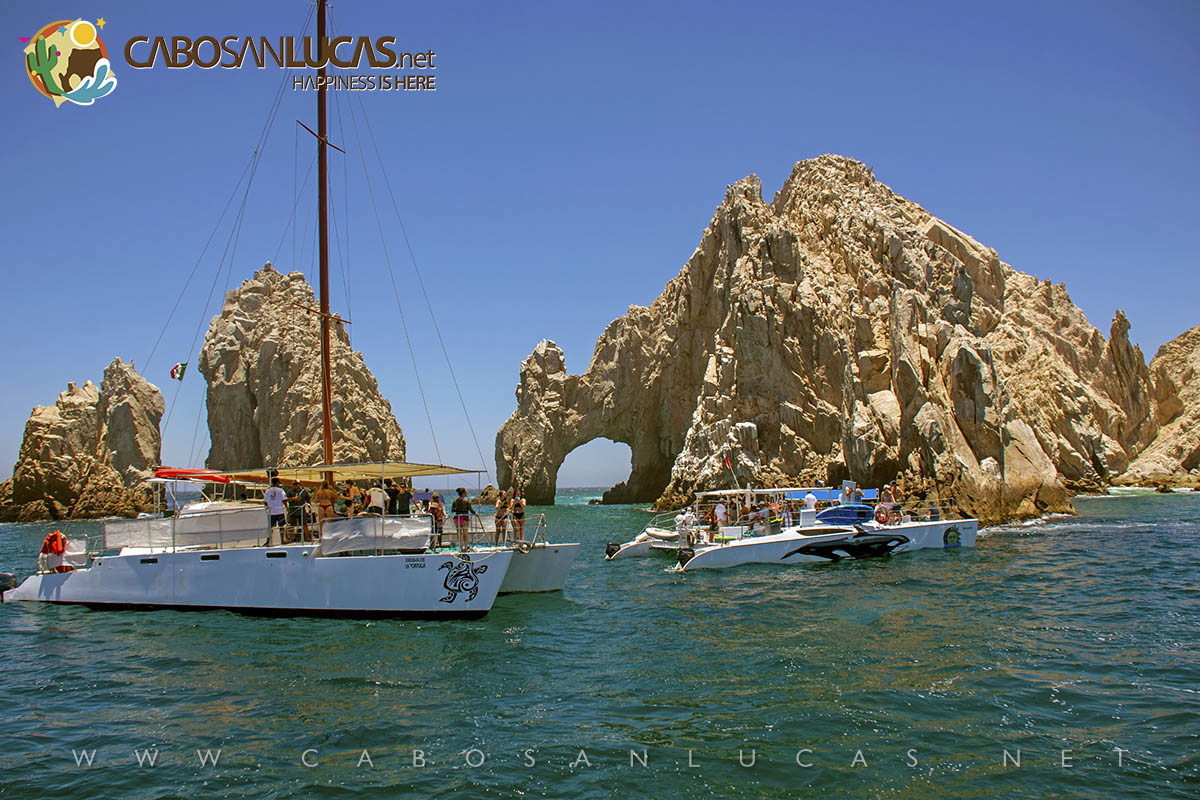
[1,1,1197,487]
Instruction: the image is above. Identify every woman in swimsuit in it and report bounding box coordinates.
[314,479,338,532]
[511,490,526,541]
[341,481,363,517]
[428,493,445,548]
[493,491,509,545]
[450,487,480,553]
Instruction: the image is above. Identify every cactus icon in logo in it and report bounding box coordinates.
[23,18,116,107]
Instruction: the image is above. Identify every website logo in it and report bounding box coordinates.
[23,18,117,107]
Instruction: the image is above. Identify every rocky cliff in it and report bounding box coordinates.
[0,359,163,521]
[1118,324,1200,487]
[198,263,406,469]
[497,155,1172,522]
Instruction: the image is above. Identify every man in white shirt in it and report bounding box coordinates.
[367,484,388,515]
[805,491,818,510]
[714,501,727,525]
[264,477,288,532]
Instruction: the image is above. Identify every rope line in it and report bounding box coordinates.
[329,88,352,342]
[292,121,297,269]
[274,151,316,265]
[332,69,352,338]
[343,88,444,466]
[357,94,494,484]
[161,6,310,442]
[187,382,208,467]
[142,152,254,373]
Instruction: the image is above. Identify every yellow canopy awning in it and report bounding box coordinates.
[214,460,483,486]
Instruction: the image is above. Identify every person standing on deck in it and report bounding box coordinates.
[314,479,338,531]
[287,480,310,539]
[341,481,363,516]
[880,483,898,524]
[714,499,727,528]
[494,491,510,544]
[366,483,387,516]
[384,478,401,515]
[451,487,480,553]
[264,477,287,539]
[428,493,445,547]
[511,490,527,541]
[396,482,413,516]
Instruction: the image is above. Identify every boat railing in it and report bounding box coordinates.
[863,498,975,523]
[102,505,270,554]
[418,510,539,548]
[528,513,548,545]
[455,511,547,547]
[646,508,688,532]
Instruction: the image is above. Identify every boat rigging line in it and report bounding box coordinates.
[272,150,315,266]
[341,78,444,467]
[159,5,314,440]
[142,152,253,376]
[357,91,495,486]
[328,89,352,343]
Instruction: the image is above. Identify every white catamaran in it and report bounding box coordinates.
[2,0,575,616]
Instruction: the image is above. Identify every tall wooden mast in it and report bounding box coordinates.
[316,0,334,469]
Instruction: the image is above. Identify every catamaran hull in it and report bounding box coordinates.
[680,520,978,571]
[605,534,662,560]
[605,525,757,561]
[2,546,513,619]
[497,543,579,593]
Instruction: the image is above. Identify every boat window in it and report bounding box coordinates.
[139,557,158,564]
[265,551,287,559]
[200,554,220,561]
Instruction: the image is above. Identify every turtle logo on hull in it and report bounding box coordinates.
[943,526,962,548]
[438,556,488,603]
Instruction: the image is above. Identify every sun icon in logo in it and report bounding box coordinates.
[23,18,117,107]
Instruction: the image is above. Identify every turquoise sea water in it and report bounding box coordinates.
[0,489,1197,799]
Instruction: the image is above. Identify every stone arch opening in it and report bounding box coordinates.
[556,438,633,502]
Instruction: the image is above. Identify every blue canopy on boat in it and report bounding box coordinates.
[773,487,878,502]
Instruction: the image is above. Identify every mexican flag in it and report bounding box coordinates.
[170,362,187,381]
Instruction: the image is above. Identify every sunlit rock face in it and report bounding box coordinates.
[498,155,1168,522]
[0,359,163,521]
[199,263,406,470]
[1118,323,1200,488]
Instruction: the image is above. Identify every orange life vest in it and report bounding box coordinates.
[40,530,65,556]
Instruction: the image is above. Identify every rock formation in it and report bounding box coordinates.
[497,155,1174,522]
[198,263,406,469]
[0,359,163,521]
[1118,324,1200,487]
[471,484,500,505]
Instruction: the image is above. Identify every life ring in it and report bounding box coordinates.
[874,505,889,525]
